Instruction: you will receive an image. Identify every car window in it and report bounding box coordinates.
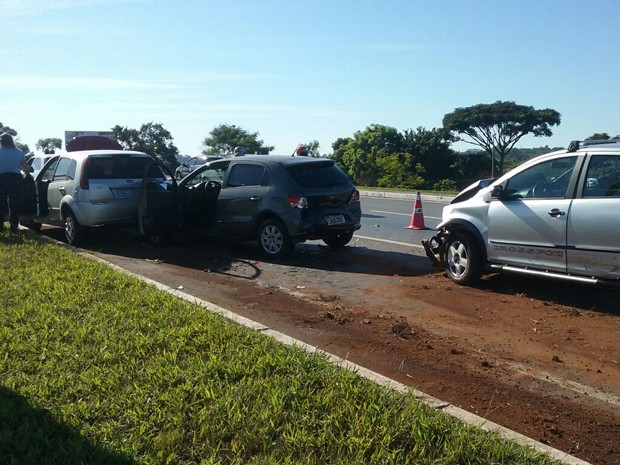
[87,155,156,180]
[40,159,59,182]
[52,157,73,182]
[227,164,266,187]
[286,162,351,188]
[504,156,577,199]
[186,161,230,186]
[582,155,620,197]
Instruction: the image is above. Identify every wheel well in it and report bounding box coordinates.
[445,222,487,264]
[253,212,280,233]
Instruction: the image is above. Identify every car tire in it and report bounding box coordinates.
[322,231,354,248]
[257,218,292,258]
[64,209,86,246]
[445,231,482,285]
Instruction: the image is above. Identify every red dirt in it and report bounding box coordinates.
[49,227,619,465]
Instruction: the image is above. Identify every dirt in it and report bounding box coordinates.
[44,227,620,464]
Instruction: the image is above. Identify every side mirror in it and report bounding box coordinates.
[484,185,503,202]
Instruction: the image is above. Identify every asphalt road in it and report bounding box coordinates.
[357,192,449,248]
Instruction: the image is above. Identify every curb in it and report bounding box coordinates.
[359,189,455,203]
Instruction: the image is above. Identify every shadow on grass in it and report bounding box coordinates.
[0,386,135,465]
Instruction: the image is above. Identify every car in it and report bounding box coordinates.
[139,155,362,257]
[20,150,162,246]
[174,156,220,179]
[422,139,620,287]
[27,154,55,178]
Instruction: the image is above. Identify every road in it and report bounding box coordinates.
[358,195,443,246]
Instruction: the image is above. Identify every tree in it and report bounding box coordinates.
[36,138,62,151]
[1,121,30,154]
[340,124,404,186]
[585,133,610,141]
[201,124,274,156]
[402,127,455,184]
[112,122,179,169]
[443,101,561,176]
[302,140,321,157]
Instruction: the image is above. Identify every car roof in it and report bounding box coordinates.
[219,155,332,166]
[56,150,152,161]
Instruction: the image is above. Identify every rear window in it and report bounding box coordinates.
[88,155,158,179]
[286,162,352,188]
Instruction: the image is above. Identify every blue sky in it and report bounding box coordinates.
[2,0,619,156]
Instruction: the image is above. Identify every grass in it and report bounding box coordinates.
[0,230,559,465]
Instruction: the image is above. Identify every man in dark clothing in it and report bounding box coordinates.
[0,133,31,234]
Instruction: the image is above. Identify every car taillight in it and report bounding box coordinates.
[349,189,360,203]
[288,195,308,209]
[79,158,90,190]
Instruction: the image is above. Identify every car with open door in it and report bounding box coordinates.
[141,155,362,258]
[20,150,162,246]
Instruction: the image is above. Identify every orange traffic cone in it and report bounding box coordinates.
[406,192,429,230]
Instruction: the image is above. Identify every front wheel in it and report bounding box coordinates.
[64,209,87,246]
[444,232,482,285]
[257,218,292,258]
[322,231,353,248]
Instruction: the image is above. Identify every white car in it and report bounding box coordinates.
[423,139,620,286]
[27,154,54,178]
[21,150,162,245]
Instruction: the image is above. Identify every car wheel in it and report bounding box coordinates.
[64,210,86,246]
[258,218,292,258]
[322,231,354,248]
[445,232,482,285]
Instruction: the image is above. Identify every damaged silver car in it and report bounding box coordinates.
[423,139,620,286]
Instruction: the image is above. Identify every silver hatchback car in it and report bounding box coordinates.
[423,139,620,286]
[21,150,159,245]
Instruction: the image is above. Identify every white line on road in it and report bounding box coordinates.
[354,234,426,250]
[369,209,441,220]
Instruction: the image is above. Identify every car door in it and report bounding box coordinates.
[566,154,620,278]
[45,157,77,222]
[486,156,579,272]
[217,161,270,237]
[178,159,230,232]
[137,162,179,239]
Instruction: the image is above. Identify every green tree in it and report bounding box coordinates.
[36,138,62,151]
[202,124,274,156]
[302,140,321,157]
[585,133,610,141]
[443,101,561,176]
[112,122,179,169]
[1,121,29,154]
[340,124,404,186]
[402,127,455,184]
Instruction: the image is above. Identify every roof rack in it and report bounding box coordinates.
[567,139,620,152]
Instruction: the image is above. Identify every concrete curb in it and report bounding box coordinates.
[69,246,588,465]
[359,189,455,203]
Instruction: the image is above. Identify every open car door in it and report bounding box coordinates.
[138,162,179,245]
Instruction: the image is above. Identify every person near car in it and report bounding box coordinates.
[233,146,246,157]
[295,144,308,156]
[0,133,30,234]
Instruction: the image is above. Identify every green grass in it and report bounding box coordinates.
[0,231,558,465]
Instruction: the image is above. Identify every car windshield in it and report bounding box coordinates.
[286,162,351,188]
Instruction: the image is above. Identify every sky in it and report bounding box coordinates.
[2,0,619,156]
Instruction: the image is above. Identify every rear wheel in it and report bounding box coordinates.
[64,210,87,246]
[445,232,482,285]
[257,218,292,258]
[322,231,354,248]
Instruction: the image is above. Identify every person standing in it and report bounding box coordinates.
[0,133,30,234]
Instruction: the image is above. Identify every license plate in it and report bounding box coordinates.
[115,188,138,198]
[325,214,345,226]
